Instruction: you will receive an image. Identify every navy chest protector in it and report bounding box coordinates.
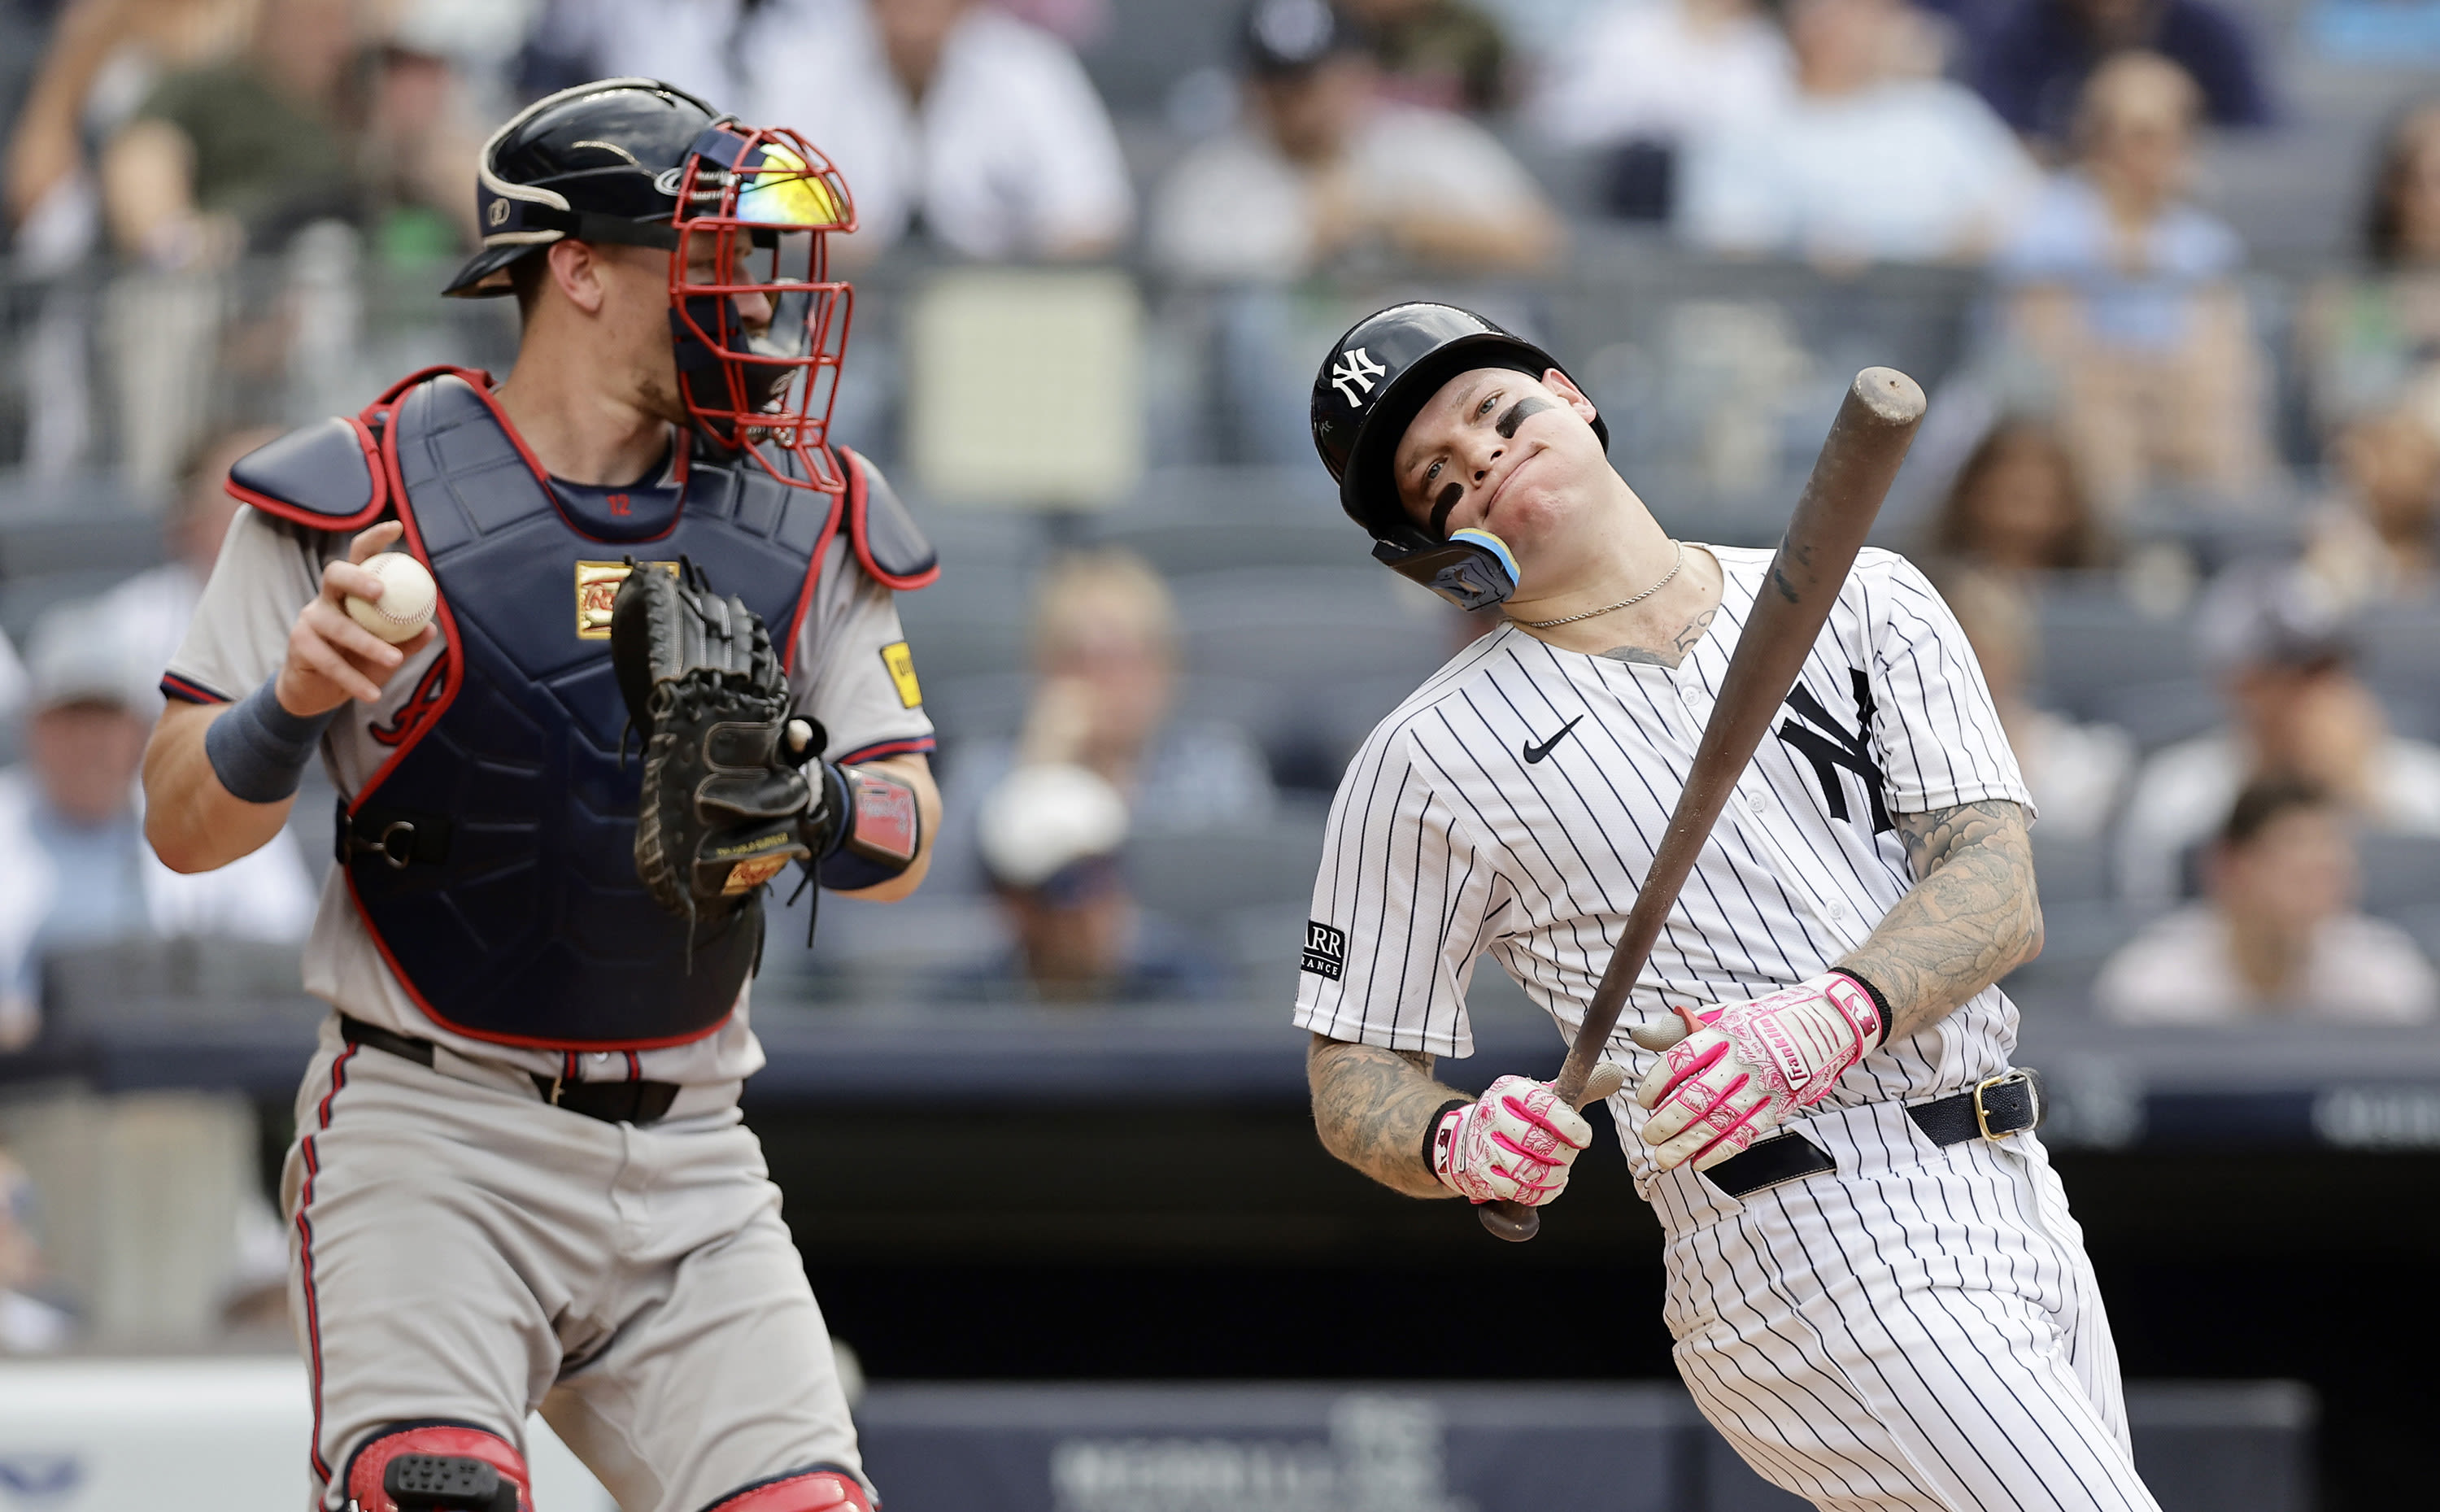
[229,368,938,1049]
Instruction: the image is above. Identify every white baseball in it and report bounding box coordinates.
[344,552,438,644]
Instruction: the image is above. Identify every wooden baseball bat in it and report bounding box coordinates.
[1479,368,1928,1244]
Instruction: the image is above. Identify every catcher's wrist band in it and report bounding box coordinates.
[205,678,338,803]
[817,763,924,891]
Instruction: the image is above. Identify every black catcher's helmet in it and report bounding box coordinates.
[444,78,722,298]
[445,78,859,493]
[1310,303,1608,610]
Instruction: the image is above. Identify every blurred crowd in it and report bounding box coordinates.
[0,0,2438,1346]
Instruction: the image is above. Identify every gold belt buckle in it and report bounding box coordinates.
[1973,1071,2032,1141]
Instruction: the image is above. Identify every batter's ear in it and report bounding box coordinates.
[1540,367,1600,428]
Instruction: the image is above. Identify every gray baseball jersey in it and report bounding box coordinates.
[172,455,929,1510]
[165,503,934,1089]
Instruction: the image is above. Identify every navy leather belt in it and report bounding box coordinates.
[338,1014,680,1127]
[1702,1070,2046,1200]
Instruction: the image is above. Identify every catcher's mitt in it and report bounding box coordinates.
[609,559,828,926]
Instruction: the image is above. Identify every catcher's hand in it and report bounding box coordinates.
[609,560,827,921]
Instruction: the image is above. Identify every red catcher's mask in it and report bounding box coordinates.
[668,123,856,492]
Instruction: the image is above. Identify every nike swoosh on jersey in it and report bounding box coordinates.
[1522,714,1585,764]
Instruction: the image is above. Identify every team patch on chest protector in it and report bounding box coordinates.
[576,560,682,639]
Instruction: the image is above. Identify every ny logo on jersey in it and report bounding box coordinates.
[1331,347,1388,407]
[1776,669,1892,834]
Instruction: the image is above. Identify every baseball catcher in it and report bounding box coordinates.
[142,80,939,1512]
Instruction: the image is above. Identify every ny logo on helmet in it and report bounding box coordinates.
[1331,347,1389,407]
[486,197,510,228]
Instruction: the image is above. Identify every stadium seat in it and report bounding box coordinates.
[2033,582,2200,721]
[2091,678,2223,752]
[2359,605,2440,697]
[2003,900,2154,996]
[2032,830,2112,906]
[1127,808,1329,924]
[1172,568,1451,686]
[1082,514,1362,577]
[2354,831,2440,917]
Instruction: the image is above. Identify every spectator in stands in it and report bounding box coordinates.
[2303,390,2440,608]
[356,27,484,266]
[523,0,753,108]
[0,602,314,1048]
[746,0,1133,263]
[1675,0,2039,264]
[941,550,1257,1000]
[972,763,1230,1002]
[1528,0,1793,220]
[1927,418,2111,575]
[2298,100,2440,436]
[1939,566,2133,839]
[0,1152,70,1353]
[97,424,280,687]
[98,0,363,266]
[2097,777,2438,1023]
[1344,0,1512,114]
[2115,564,2440,904]
[1148,0,1560,280]
[2,0,251,271]
[1993,53,2271,516]
[939,550,1276,886]
[1975,0,2272,153]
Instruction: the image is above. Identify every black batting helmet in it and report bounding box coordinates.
[1310,303,1608,610]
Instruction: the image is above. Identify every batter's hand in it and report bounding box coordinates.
[276,521,437,718]
[1431,1074,1594,1206]
[1635,973,1885,1173]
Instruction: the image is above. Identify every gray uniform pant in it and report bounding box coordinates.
[281,1017,863,1512]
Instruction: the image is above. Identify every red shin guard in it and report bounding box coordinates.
[703,1466,873,1511]
[344,1423,532,1512]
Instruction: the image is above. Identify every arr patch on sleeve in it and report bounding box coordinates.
[1302,921,1348,981]
[881,641,922,708]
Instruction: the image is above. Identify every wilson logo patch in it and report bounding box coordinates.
[574,560,680,639]
[1302,920,1349,980]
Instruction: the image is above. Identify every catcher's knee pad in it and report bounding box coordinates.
[702,1464,874,1511]
[343,1422,531,1512]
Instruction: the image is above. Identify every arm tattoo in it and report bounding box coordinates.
[1836,799,2041,1042]
[1306,1035,1465,1200]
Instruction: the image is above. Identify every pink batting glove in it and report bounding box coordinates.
[1430,1074,1595,1206]
[1632,972,1885,1174]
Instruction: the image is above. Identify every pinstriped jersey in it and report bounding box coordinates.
[1292,545,2034,1191]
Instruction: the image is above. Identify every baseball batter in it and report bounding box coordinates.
[1297,304,2159,1512]
[140,81,939,1512]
